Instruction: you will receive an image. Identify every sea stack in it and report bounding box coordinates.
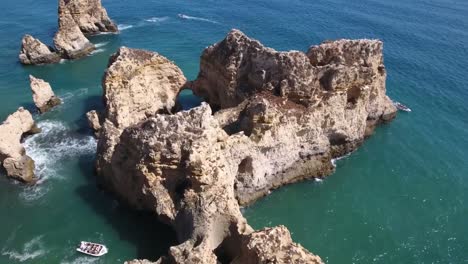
[93,29,397,263]
[19,35,61,65]
[58,0,118,34]
[0,108,39,183]
[29,75,61,113]
[54,12,95,60]
[19,0,117,65]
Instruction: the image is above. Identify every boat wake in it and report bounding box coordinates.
[117,24,133,31]
[1,235,47,262]
[177,14,220,24]
[20,120,97,201]
[145,16,170,23]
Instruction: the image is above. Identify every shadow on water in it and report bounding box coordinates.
[75,155,177,260]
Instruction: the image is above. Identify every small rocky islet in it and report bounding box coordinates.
[19,0,118,65]
[3,0,398,263]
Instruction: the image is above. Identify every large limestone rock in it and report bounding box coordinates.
[58,0,118,34]
[95,47,187,187]
[29,75,61,113]
[19,35,61,65]
[97,30,397,263]
[0,108,39,183]
[54,12,95,59]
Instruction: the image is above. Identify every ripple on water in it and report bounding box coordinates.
[1,235,47,262]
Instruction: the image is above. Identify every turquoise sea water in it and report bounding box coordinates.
[1,0,467,263]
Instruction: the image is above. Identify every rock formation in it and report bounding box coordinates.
[86,110,102,137]
[0,108,39,183]
[29,75,61,113]
[54,12,95,60]
[19,35,61,65]
[58,0,118,34]
[94,29,397,263]
[19,0,117,64]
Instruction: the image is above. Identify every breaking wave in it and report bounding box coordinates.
[1,235,47,262]
[177,14,220,24]
[331,152,353,167]
[21,120,96,201]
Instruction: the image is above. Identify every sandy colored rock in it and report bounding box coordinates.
[233,226,323,264]
[0,108,38,183]
[54,12,95,59]
[97,30,397,264]
[18,35,61,65]
[86,110,102,137]
[29,75,61,113]
[95,47,187,189]
[58,0,118,35]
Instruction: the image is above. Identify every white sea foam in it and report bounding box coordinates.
[61,256,101,264]
[1,235,47,262]
[117,24,133,31]
[177,14,220,24]
[90,48,106,55]
[94,42,109,48]
[145,16,170,23]
[61,88,89,102]
[331,152,353,168]
[59,59,67,64]
[21,120,97,201]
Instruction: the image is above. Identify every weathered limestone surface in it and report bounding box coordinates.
[97,29,397,263]
[19,35,61,65]
[95,47,187,194]
[29,75,61,113]
[58,0,118,34]
[54,12,95,59]
[86,110,102,137]
[0,108,39,183]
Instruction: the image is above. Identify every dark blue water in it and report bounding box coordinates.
[0,0,467,263]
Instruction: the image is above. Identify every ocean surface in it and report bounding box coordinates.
[0,0,467,263]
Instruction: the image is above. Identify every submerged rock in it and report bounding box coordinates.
[19,35,61,65]
[29,75,61,113]
[58,0,118,34]
[0,108,39,183]
[54,12,95,59]
[97,29,397,263]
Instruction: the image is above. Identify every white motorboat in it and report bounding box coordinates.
[76,241,108,257]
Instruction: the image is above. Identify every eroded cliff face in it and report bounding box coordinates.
[95,30,397,263]
[0,108,39,183]
[58,0,118,34]
[95,47,187,202]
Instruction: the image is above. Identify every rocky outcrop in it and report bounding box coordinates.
[19,0,116,64]
[86,110,102,137]
[96,30,397,263]
[54,12,95,60]
[19,35,61,65]
[95,47,187,188]
[0,108,39,183]
[58,0,118,34]
[29,75,61,113]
